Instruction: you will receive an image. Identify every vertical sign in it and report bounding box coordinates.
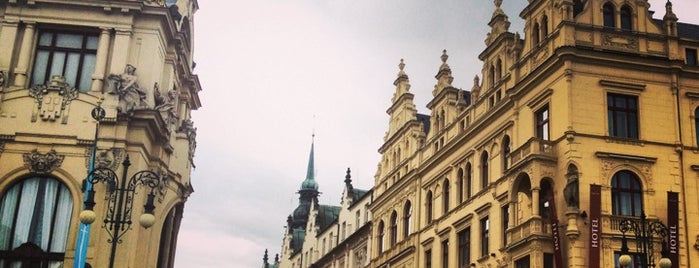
[547,191,563,268]
[667,192,679,268]
[589,185,601,268]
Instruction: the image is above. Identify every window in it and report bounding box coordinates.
[544,253,554,268]
[443,180,450,214]
[390,211,398,246]
[457,168,464,203]
[480,217,489,257]
[496,59,502,80]
[603,3,615,28]
[356,210,361,231]
[0,177,73,267]
[466,163,472,198]
[620,5,632,30]
[425,249,433,268]
[403,201,412,238]
[502,205,509,246]
[458,228,471,267]
[515,255,531,268]
[426,191,433,224]
[607,93,638,139]
[32,30,98,92]
[536,105,550,140]
[502,136,511,171]
[481,152,489,190]
[378,221,385,253]
[687,48,698,66]
[533,23,541,44]
[611,171,643,216]
[541,15,549,37]
[489,65,495,88]
[441,240,449,268]
[573,0,584,17]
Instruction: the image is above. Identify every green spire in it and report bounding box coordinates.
[301,136,318,190]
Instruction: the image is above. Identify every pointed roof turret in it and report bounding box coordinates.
[486,0,511,45]
[344,167,353,190]
[263,249,270,268]
[433,50,455,96]
[291,137,320,230]
[300,136,318,191]
[392,59,411,102]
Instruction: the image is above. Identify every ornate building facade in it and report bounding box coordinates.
[274,141,373,268]
[0,0,201,267]
[371,0,699,268]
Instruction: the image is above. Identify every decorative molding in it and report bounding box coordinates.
[85,147,125,171]
[23,149,64,174]
[475,202,492,215]
[594,152,657,163]
[601,33,639,51]
[28,75,79,124]
[526,88,553,109]
[599,80,646,91]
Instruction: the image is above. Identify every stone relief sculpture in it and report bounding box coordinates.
[564,169,580,209]
[154,84,179,125]
[108,64,147,115]
[24,149,64,174]
[28,75,80,123]
[178,119,197,165]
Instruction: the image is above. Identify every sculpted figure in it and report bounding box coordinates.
[108,64,147,114]
[564,172,580,209]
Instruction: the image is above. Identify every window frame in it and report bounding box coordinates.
[611,170,643,216]
[31,29,99,92]
[535,105,550,141]
[607,93,639,139]
[458,227,471,267]
[603,3,616,28]
[480,217,489,257]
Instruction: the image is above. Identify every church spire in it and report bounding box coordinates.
[301,135,316,190]
[291,135,320,229]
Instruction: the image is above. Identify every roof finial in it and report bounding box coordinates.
[263,249,269,266]
[344,167,352,185]
[397,58,406,77]
[441,49,449,64]
[495,0,502,8]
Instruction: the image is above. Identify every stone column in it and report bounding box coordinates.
[532,187,540,216]
[90,28,112,92]
[107,28,132,76]
[0,20,19,73]
[13,21,35,87]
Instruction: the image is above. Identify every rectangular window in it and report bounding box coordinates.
[515,255,531,268]
[544,253,554,268]
[607,93,639,139]
[536,105,550,140]
[425,249,432,268]
[441,240,449,268]
[32,30,98,92]
[687,48,698,66]
[502,205,509,246]
[458,228,471,267]
[480,217,489,257]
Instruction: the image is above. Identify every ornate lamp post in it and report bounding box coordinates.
[618,213,672,268]
[78,155,162,268]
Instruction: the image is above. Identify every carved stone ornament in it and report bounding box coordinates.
[107,64,148,115]
[154,85,180,126]
[602,33,639,51]
[28,75,79,124]
[23,149,64,174]
[178,119,197,165]
[600,160,653,189]
[85,147,125,170]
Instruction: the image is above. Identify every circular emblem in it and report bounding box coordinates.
[91,106,106,121]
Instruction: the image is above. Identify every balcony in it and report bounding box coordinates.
[506,216,553,248]
[509,138,556,169]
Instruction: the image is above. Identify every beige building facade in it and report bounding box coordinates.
[371,0,699,268]
[0,0,201,267]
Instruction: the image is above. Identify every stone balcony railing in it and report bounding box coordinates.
[509,138,556,168]
[506,216,553,247]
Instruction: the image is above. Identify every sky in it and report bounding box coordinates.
[175,1,699,267]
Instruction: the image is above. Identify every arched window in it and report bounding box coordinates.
[443,180,450,214]
[502,136,511,171]
[378,220,385,252]
[541,15,549,37]
[496,59,502,80]
[620,5,632,30]
[611,171,643,216]
[457,168,464,203]
[466,163,472,198]
[390,211,398,246]
[695,108,699,146]
[574,0,585,17]
[540,180,554,220]
[0,177,73,267]
[403,201,412,238]
[481,152,489,190]
[426,191,433,224]
[489,65,495,88]
[603,3,615,28]
[158,204,184,268]
[533,23,541,44]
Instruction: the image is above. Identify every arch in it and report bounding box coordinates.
[573,0,585,17]
[496,58,503,80]
[426,191,433,224]
[390,211,398,246]
[539,179,554,220]
[511,173,533,224]
[611,170,643,216]
[603,2,615,28]
[457,168,464,203]
[480,151,489,190]
[533,23,541,44]
[502,135,511,171]
[489,65,495,88]
[541,15,549,37]
[157,203,185,268]
[403,201,412,239]
[0,176,74,267]
[620,4,632,30]
[443,179,450,214]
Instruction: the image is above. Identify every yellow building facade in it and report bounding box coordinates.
[0,0,201,267]
[371,0,699,268]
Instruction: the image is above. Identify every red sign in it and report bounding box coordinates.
[547,191,563,268]
[589,185,601,268]
[668,192,679,268]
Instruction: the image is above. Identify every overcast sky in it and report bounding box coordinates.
[175,1,699,267]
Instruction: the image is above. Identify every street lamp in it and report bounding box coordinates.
[618,212,672,268]
[78,155,162,268]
